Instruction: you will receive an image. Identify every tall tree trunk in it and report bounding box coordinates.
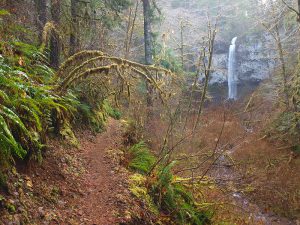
[143,0,152,65]
[270,1,290,108]
[50,0,60,69]
[180,20,185,70]
[34,0,47,43]
[142,0,153,106]
[69,0,79,55]
[124,1,139,59]
[274,25,290,108]
[89,1,97,50]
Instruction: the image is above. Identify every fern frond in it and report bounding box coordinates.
[128,142,156,174]
[0,105,31,137]
[0,115,26,159]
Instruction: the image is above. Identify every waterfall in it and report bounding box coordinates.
[228,37,238,100]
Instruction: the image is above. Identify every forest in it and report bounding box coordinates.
[0,0,299,224]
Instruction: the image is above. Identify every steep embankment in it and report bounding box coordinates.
[200,102,300,224]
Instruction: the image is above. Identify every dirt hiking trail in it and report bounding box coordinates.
[74,119,126,225]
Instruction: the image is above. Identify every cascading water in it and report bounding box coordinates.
[228,37,238,100]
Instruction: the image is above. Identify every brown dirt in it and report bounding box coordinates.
[73,119,126,224]
[0,119,137,225]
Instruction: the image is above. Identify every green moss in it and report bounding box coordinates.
[129,173,159,215]
[60,121,79,147]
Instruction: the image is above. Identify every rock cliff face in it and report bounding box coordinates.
[210,34,275,85]
[158,0,276,100]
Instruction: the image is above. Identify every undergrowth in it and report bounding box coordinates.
[265,58,300,152]
[126,142,212,225]
[77,99,121,132]
[0,40,76,165]
[267,111,300,145]
[128,142,156,174]
[0,39,120,177]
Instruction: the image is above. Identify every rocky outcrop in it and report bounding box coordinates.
[210,34,275,84]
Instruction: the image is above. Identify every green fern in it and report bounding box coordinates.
[102,100,121,120]
[0,105,31,137]
[0,41,83,164]
[128,142,156,174]
[151,162,211,225]
[0,115,26,159]
[127,142,211,224]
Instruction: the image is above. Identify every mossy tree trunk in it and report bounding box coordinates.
[142,0,153,107]
[50,0,61,69]
[69,0,80,56]
[275,25,289,109]
[34,0,47,43]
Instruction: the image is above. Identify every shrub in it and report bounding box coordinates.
[266,111,300,146]
[150,162,211,225]
[0,41,80,165]
[126,142,212,224]
[128,142,156,174]
[102,100,121,120]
